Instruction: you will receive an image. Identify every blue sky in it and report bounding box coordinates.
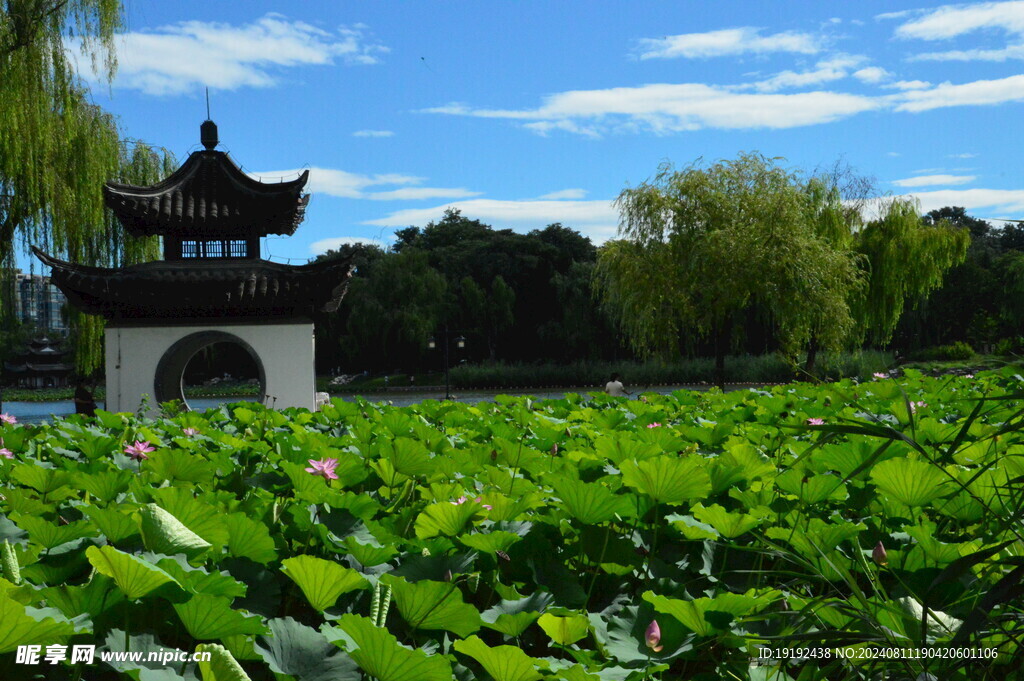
[66,1,1024,262]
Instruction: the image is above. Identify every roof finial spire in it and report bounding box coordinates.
[200,88,218,150]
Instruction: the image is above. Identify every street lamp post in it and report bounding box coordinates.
[428,327,465,400]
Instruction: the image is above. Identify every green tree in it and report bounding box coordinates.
[595,153,864,386]
[1,0,169,374]
[343,250,446,371]
[854,198,971,346]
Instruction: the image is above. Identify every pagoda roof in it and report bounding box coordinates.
[33,248,353,322]
[103,149,309,238]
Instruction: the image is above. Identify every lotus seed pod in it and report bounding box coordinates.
[421,547,431,557]
[1,540,20,585]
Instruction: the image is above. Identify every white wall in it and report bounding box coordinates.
[104,322,316,413]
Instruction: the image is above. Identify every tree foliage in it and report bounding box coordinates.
[854,199,970,345]
[594,153,865,382]
[1,0,171,374]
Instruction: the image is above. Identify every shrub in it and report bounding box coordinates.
[908,341,975,362]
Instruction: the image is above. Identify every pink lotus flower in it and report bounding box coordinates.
[872,372,887,379]
[964,374,974,379]
[872,541,888,566]
[124,440,155,461]
[474,496,493,511]
[909,401,927,413]
[807,417,825,426]
[305,458,339,480]
[0,413,17,425]
[451,496,468,505]
[645,619,663,652]
[646,422,662,429]
[182,427,199,437]
[0,448,13,459]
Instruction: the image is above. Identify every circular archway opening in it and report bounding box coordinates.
[155,331,266,410]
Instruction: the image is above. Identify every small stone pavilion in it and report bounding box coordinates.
[35,120,353,412]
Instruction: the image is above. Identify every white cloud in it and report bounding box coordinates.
[892,1,1024,40]
[365,199,620,243]
[948,152,979,158]
[365,187,481,201]
[69,14,387,95]
[424,84,881,134]
[894,73,1024,111]
[309,236,390,254]
[353,129,394,137]
[909,44,1024,61]
[892,174,977,187]
[538,189,589,200]
[253,167,473,201]
[897,188,1024,215]
[853,66,891,83]
[887,151,902,157]
[637,27,820,59]
[884,79,932,90]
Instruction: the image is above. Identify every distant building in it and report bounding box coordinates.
[12,272,68,334]
[4,336,73,388]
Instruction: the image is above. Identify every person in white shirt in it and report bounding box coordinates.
[605,373,631,397]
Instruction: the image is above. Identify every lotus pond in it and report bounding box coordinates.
[0,370,1022,680]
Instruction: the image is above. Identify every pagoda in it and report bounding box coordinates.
[3,337,73,389]
[35,120,353,412]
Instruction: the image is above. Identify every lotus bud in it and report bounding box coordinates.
[872,541,888,566]
[490,449,498,461]
[564,428,571,438]
[443,568,453,582]
[1,540,20,585]
[496,550,510,562]
[551,443,558,456]
[645,619,663,652]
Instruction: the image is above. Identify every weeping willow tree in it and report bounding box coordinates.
[594,153,865,387]
[854,197,971,346]
[1,0,170,375]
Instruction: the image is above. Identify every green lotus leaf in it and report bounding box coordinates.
[537,612,590,646]
[255,617,361,681]
[870,458,953,508]
[620,456,711,505]
[643,590,777,637]
[223,513,277,564]
[197,643,253,681]
[150,487,230,547]
[152,555,247,599]
[81,505,138,543]
[414,501,480,539]
[174,594,267,640]
[139,504,213,560]
[549,476,631,524]
[775,471,848,504]
[329,613,453,681]
[0,594,85,654]
[85,545,180,600]
[145,449,216,484]
[14,515,97,550]
[459,531,524,554]
[482,593,553,637]
[691,504,763,539]
[453,634,544,681]
[76,469,134,503]
[382,437,436,477]
[281,555,369,612]
[10,464,73,495]
[380,574,481,637]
